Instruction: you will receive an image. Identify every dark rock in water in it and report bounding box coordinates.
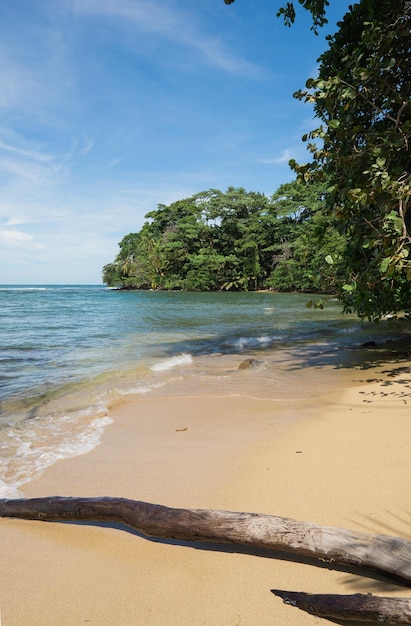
[238,358,259,370]
[361,340,377,348]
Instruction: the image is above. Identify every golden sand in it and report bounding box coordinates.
[1,361,411,625]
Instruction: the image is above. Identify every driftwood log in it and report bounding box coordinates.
[272,590,411,624]
[1,496,411,582]
[1,496,411,624]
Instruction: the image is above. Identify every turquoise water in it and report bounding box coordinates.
[0,285,409,497]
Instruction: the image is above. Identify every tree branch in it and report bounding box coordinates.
[272,590,411,624]
[1,496,411,584]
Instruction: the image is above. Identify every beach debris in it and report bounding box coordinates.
[272,590,411,624]
[1,496,411,586]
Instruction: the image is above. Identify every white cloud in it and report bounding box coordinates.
[0,229,34,245]
[5,217,27,226]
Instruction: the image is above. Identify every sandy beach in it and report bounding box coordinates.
[1,357,411,625]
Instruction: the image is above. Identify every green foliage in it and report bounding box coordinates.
[103,183,347,294]
[102,263,122,287]
[291,0,411,318]
[224,0,329,32]
[266,179,347,292]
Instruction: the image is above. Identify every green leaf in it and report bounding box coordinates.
[380,257,391,274]
[328,119,340,129]
[385,264,395,278]
[325,254,334,265]
[381,57,396,70]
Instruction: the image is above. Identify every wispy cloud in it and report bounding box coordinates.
[72,0,265,77]
[80,137,94,156]
[0,128,94,187]
[0,229,34,244]
[0,19,74,116]
[0,227,45,258]
[0,140,53,162]
[5,217,27,226]
[259,149,295,165]
[0,157,52,184]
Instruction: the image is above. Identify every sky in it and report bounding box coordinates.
[0,0,353,284]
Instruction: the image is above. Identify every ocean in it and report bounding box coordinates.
[1,284,409,498]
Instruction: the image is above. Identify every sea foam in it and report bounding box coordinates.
[0,410,112,498]
[150,353,193,372]
[225,335,276,350]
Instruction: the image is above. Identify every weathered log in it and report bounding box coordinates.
[1,496,411,585]
[272,590,411,624]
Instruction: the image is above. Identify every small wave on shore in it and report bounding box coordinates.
[0,406,112,498]
[0,351,197,497]
[150,353,193,372]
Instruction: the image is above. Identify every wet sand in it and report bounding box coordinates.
[1,359,411,625]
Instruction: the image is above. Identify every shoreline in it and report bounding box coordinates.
[1,359,411,624]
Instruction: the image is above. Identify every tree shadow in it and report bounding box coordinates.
[282,334,411,373]
[157,315,411,375]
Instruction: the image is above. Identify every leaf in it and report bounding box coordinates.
[381,57,396,70]
[325,254,334,265]
[341,87,356,100]
[380,257,391,274]
[385,264,395,278]
[328,119,340,129]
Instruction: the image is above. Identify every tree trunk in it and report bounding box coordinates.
[1,496,411,584]
[272,590,411,624]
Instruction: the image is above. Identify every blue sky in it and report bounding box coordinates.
[0,0,352,284]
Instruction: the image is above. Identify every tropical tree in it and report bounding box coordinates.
[103,185,347,293]
[224,0,410,319]
[102,262,122,287]
[267,179,347,292]
[291,0,410,318]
